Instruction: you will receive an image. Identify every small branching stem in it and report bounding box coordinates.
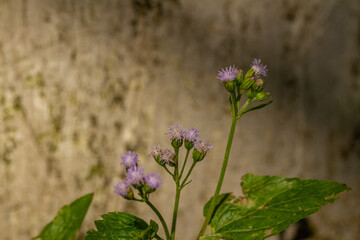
[145,200,171,240]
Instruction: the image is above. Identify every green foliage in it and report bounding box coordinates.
[33,193,94,240]
[243,100,272,114]
[201,174,350,240]
[86,212,160,240]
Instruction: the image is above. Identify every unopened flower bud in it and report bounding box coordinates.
[255,92,270,101]
[247,89,256,100]
[235,69,244,86]
[241,74,255,90]
[252,79,265,92]
[245,68,255,79]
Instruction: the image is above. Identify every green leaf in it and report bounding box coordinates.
[243,100,272,114]
[33,193,94,240]
[85,212,160,240]
[203,193,232,223]
[201,174,350,240]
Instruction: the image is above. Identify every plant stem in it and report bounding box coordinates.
[164,165,174,177]
[179,149,190,180]
[171,148,181,240]
[181,161,196,187]
[238,99,251,118]
[170,185,181,240]
[197,116,237,239]
[145,200,171,240]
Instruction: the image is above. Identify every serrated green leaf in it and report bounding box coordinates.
[33,193,94,240]
[85,212,159,240]
[202,174,350,240]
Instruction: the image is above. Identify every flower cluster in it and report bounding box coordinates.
[217,58,270,102]
[149,145,175,166]
[114,151,162,198]
[151,124,213,164]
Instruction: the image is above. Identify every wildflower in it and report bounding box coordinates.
[149,145,162,159]
[184,128,199,149]
[166,124,186,141]
[113,179,130,198]
[120,151,138,170]
[166,124,186,148]
[160,148,175,166]
[184,128,199,143]
[216,65,238,83]
[193,139,213,162]
[250,59,268,79]
[194,139,213,155]
[145,172,163,190]
[126,166,145,186]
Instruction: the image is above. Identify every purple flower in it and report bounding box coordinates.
[251,59,268,79]
[184,128,199,143]
[145,172,162,190]
[165,124,186,141]
[126,166,145,185]
[149,145,162,159]
[113,179,130,197]
[194,139,213,155]
[120,151,138,169]
[160,148,175,165]
[216,65,238,83]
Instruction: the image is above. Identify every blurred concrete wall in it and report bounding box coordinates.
[0,0,359,239]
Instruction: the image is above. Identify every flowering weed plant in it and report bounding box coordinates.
[34,59,350,240]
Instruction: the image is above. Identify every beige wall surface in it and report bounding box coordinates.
[0,0,359,239]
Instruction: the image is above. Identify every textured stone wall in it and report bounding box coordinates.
[0,0,359,239]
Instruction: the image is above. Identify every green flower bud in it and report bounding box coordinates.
[241,77,255,90]
[193,149,205,162]
[255,92,270,101]
[245,68,255,79]
[235,69,244,86]
[247,89,256,100]
[252,79,265,92]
